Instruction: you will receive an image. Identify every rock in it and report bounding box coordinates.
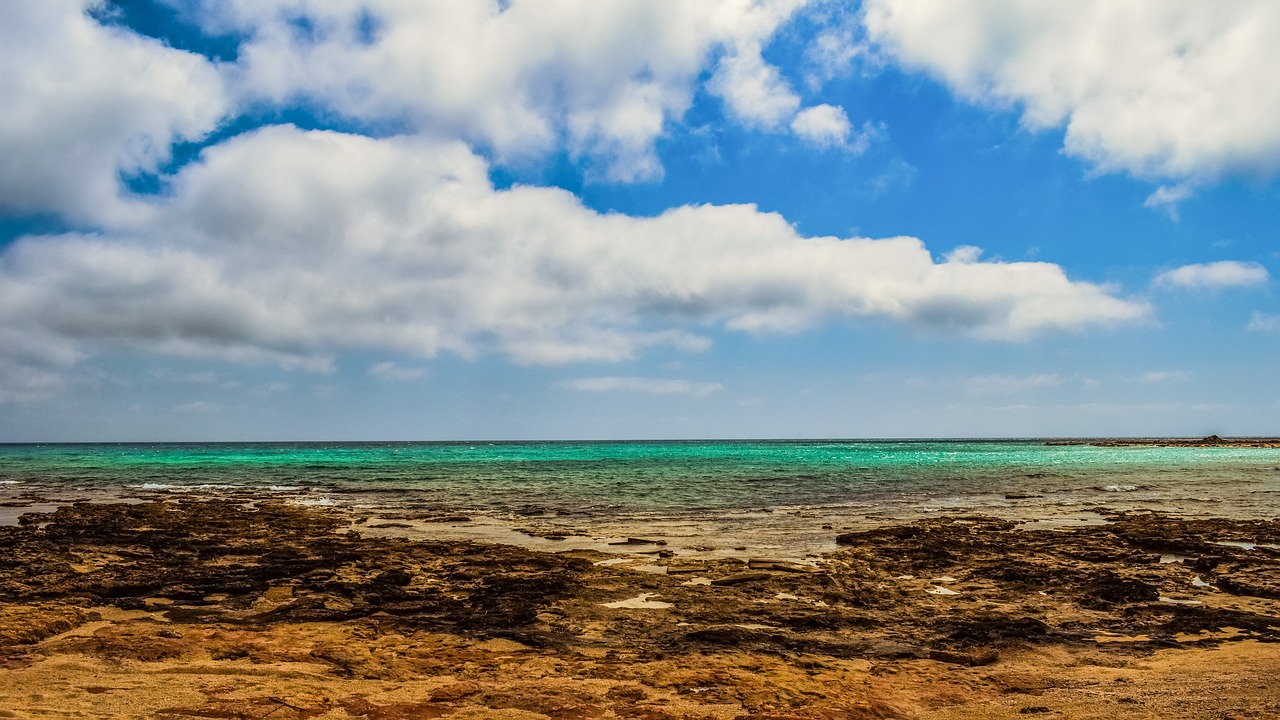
[0,605,90,646]
[928,647,999,666]
[429,680,482,702]
[1079,573,1159,608]
[748,559,817,573]
[608,538,667,546]
[711,572,773,586]
[420,514,471,523]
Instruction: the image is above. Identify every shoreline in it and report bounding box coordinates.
[1044,435,1280,448]
[2,498,1278,718]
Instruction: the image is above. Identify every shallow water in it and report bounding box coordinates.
[2,440,1277,556]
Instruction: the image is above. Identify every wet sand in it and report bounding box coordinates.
[2,499,1279,719]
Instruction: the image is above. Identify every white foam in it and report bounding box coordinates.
[0,480,21,485]
[290,497,334,506]
[1101,484,1139,492]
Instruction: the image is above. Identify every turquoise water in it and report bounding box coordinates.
[2,440,1278,522]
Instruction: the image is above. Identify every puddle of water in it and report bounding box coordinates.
[681,577,711,586]
[1159,596,1203,606]
[927,586,960,596]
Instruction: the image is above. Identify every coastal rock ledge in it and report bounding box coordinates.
[1,500,1278,719]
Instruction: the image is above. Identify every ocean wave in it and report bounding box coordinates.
[0,480,21,485]
[1097,484,1142,492]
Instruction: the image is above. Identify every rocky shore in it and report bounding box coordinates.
[2,500,1279,719]
[1044,435,1280,448]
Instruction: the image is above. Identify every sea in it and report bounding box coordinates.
[3,440,1278,558]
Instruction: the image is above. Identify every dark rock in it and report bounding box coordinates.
[711,572,773,586]
[1078,573,1159,608]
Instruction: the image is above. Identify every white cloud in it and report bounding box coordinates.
[863,0,1280,183]
[0,127,1147,401]
[709,48,803,130]
[964,373,1062,396]
[1154,261,1269,289]
[791,104,852,148]
[199,0,815,181]
[1143,183,1196,220]
[0,0,228,223]
[1140,370,1190,383]
[174,400,219,414]
[805,24,869,88]
[368,361,428,382]
[1246,312,1280,332]
[564,376,724,398]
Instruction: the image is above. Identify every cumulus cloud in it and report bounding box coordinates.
[195,0,823,181]
[0,127,1147,400]
[565,376,725,398]
[863,0,1280,183]
[0,0,228,223]
[1154,261,1270,290]
[791,104,853,148]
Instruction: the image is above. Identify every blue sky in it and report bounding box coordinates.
[1,0,1278,441]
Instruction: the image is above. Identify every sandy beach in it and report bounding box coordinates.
[1,498,1278,719]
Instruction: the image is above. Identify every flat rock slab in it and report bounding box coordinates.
[711,572,773,586]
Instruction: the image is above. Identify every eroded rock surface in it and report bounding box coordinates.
[1,501,1278,718]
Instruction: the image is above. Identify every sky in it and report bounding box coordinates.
[1,0,1278,442]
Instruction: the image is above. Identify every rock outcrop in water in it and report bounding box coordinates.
[1,500,1279,718]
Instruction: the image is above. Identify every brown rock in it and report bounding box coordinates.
[711,572,773,586]
[928,648,999,666]
[428,680,482,702]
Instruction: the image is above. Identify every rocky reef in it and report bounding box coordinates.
[1,500,1278,718]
